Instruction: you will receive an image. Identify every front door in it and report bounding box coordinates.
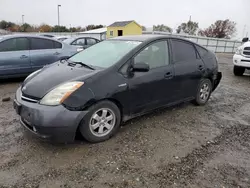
[128,40,178,115]
[0,37,31,77]
[85,38,98,49]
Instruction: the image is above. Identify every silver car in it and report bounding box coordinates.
[63,37,100,49]
[0,35,82,78]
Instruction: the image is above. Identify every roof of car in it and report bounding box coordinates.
[0,34,56,39]
[109,34,189,42]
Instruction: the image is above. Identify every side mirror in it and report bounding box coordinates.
[132,62,149,72]
[242,37,249,43]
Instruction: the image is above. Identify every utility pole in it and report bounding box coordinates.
[57,5,61,26]
[22,15,24,25]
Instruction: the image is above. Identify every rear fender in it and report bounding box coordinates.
[212,72,222,91]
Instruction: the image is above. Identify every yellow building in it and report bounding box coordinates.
[107,20,142,38]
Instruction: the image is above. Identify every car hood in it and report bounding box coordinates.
[242,41,250,47]
[22,62,100,99]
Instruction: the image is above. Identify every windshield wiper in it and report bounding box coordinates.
[68,61,95,70]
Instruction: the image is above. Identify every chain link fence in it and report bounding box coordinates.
[2,30,242,53]
[143,31,242,53]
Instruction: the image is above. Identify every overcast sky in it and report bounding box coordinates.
[0,0,249,39]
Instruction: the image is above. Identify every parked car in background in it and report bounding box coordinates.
[40,34,55,38]
[63,37,100,49]
[233,37,250,76]
[14,35,221,143]
[54,36,69,41]
[0,35,81,78]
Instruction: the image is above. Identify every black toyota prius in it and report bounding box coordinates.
[14,35,222,143]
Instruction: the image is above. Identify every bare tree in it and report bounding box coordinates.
[198,19,236,39]
[153,24,172,33]
[176,21,199,35]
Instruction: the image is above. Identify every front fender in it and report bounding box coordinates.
[62,87,96,111]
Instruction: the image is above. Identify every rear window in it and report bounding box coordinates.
[54,41,62,48]
[196,45,208,57]
[171,39,197,62]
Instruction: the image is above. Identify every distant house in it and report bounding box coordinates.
[78,27,107,41]
[107,20,142,38]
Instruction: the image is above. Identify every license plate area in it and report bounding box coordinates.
[20,107,33,126]
[13,99,22,115]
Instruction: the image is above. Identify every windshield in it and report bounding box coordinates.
[69,40,141,68]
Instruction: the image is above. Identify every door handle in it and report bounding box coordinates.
[164,72,173,79]
[198,65,204,71]
[20,55,28,59]
[53,52,60,55]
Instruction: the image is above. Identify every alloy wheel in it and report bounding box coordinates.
[89,108,116,137]
[200,83,210,102]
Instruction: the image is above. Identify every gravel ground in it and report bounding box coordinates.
[1,54,250,188]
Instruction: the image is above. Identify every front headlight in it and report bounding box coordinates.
[235,48,243,55]
[77,47,84,52]
[40,81,84,106]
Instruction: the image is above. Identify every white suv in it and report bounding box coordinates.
[233,38,250,76]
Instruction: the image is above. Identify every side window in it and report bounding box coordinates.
[171,39,197,62]
[73,38,85,45]
[16,38,29,51]
[0,38,29,52]
[195,45,208,58]
[54,41,62,49]
[134,41,169,69]
[31,38,54,50]
[86,38,97,45]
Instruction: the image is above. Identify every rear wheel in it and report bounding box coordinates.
[192,79,212,106]
[79,100,121,143]
[234,66,245,76]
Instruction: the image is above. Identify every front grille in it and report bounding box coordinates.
[243,51,250,56]
[21,95,38,103]
[244,47,250,51]
[241,59,250,62]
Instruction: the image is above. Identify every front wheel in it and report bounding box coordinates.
[79,100,121,143]
[192,79,212,106]
[234,66,245,76]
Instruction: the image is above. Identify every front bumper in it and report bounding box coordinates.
[233,54,250,68]
[14,87,88,143]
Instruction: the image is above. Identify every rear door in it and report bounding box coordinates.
[29,37,62,71]
[170,39,205,99]
[0,37,31,77]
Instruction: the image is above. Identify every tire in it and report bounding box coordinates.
[234,66,245,76]
[79,100,121,143]
[192,79,212,106]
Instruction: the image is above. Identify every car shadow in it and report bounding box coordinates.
[34,101,193,149]
[0,77,25,84]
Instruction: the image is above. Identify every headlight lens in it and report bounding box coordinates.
[77,47,84,52]
[40,81,84,106]
[235,48,243,55]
